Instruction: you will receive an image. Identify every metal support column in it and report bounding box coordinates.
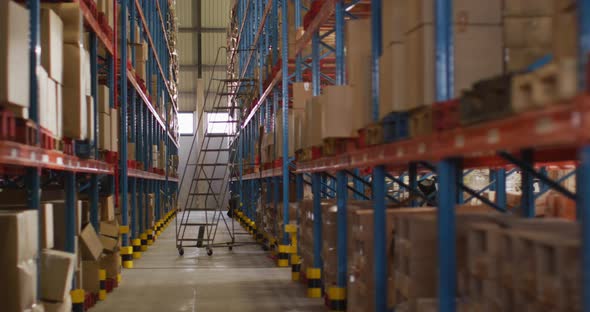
[409,163,418,207]
[119,0,129,247]
[496,169,507,210]
[373,165,386,311]
[579,146,590,311]
[521,149,535,218]
[437,159,457,312]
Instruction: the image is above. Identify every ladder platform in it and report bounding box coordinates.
[193,178,225,181]
[177,238,214,242]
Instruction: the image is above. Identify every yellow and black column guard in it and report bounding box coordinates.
[119,225,129,235]
[132,238,142,259]
[278,245,290,267]
[121,246,134,269]
[147,230,154,245]
[285,224,297,234]
[306,268,322,298]
[291,254,301,281]
[328,287,346,312]
[71,289,85,312]
[140,233,148,251]
[99,269,107,300]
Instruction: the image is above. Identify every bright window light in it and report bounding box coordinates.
[178,112,195,135]
[207,112,234,134]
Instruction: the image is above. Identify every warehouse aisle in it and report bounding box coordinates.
[92,212,324,312]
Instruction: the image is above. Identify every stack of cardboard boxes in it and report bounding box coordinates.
[465,218,580,311]
[403,0,503,111]
[0,210,40,311]
[0,1,30,118]
[98,85,120,153]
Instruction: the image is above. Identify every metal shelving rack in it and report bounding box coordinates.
[11,0,179,299]
[230,0,590,312]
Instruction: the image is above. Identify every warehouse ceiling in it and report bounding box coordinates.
[177,0,230,112]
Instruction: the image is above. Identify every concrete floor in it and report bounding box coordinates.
[93,211,324,312]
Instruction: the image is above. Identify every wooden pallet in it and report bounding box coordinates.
[409,106,433,138]
[513,59,577,112]
[433,99,460,131]
[382,111,409,143]
[322,137,355,157]
[357,123,383,148]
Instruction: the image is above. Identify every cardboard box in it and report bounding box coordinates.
[84,49,91,96]
[504,17,553,48]
[42,3,83,44]
[38,68,50,132]
[97,0,115,29]
[40,249,75,302]
[99,251,121,279]
[41,8,64,83]
[404,0,502,33]
[43,295,72,312]
[292,82,312,110]
[79,223,103,261]
[110,108,119,152]
[304,97,322,147]
[0,1,30,107]
[504,0,554,17]
[506,47,550,72]
[100,196,115,221]
[55,81,63,138]
[380,43,406,117]
[62,44,88,139]
[552,8,578,60]
[98,85,110,113]
[86,95,95,141]
[276,108,303,158]
[81,260,100,293]
[406,24,503,108]
[382,0,406,45]
[100,221,119,238]
[0,210,39,266]
[99,113,111,151]
[46,78,58,136]
[100,235,118,252]
[1,258,37,312]
[320,85,357,139]
[41,203,55,249]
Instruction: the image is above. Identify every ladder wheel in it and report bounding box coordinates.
[207,248,213,256]
[178,247,184,256]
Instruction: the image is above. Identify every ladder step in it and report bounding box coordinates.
[210,120,238,123]
[211,106,242,110]
[183,208,223,211]
[193,178,225,181]
[188,193,220,196]
[217,92,248,96]
[205,134,235,138]
[213,78,256,82]
[202,148,231,152]
[180,223,216,226]
[197,163,229,166]
[177,238,214,242]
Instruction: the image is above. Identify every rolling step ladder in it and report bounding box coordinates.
[175,47,258,256]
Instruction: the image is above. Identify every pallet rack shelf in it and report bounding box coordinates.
[3,0,179,307]
[229,0,590,311]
